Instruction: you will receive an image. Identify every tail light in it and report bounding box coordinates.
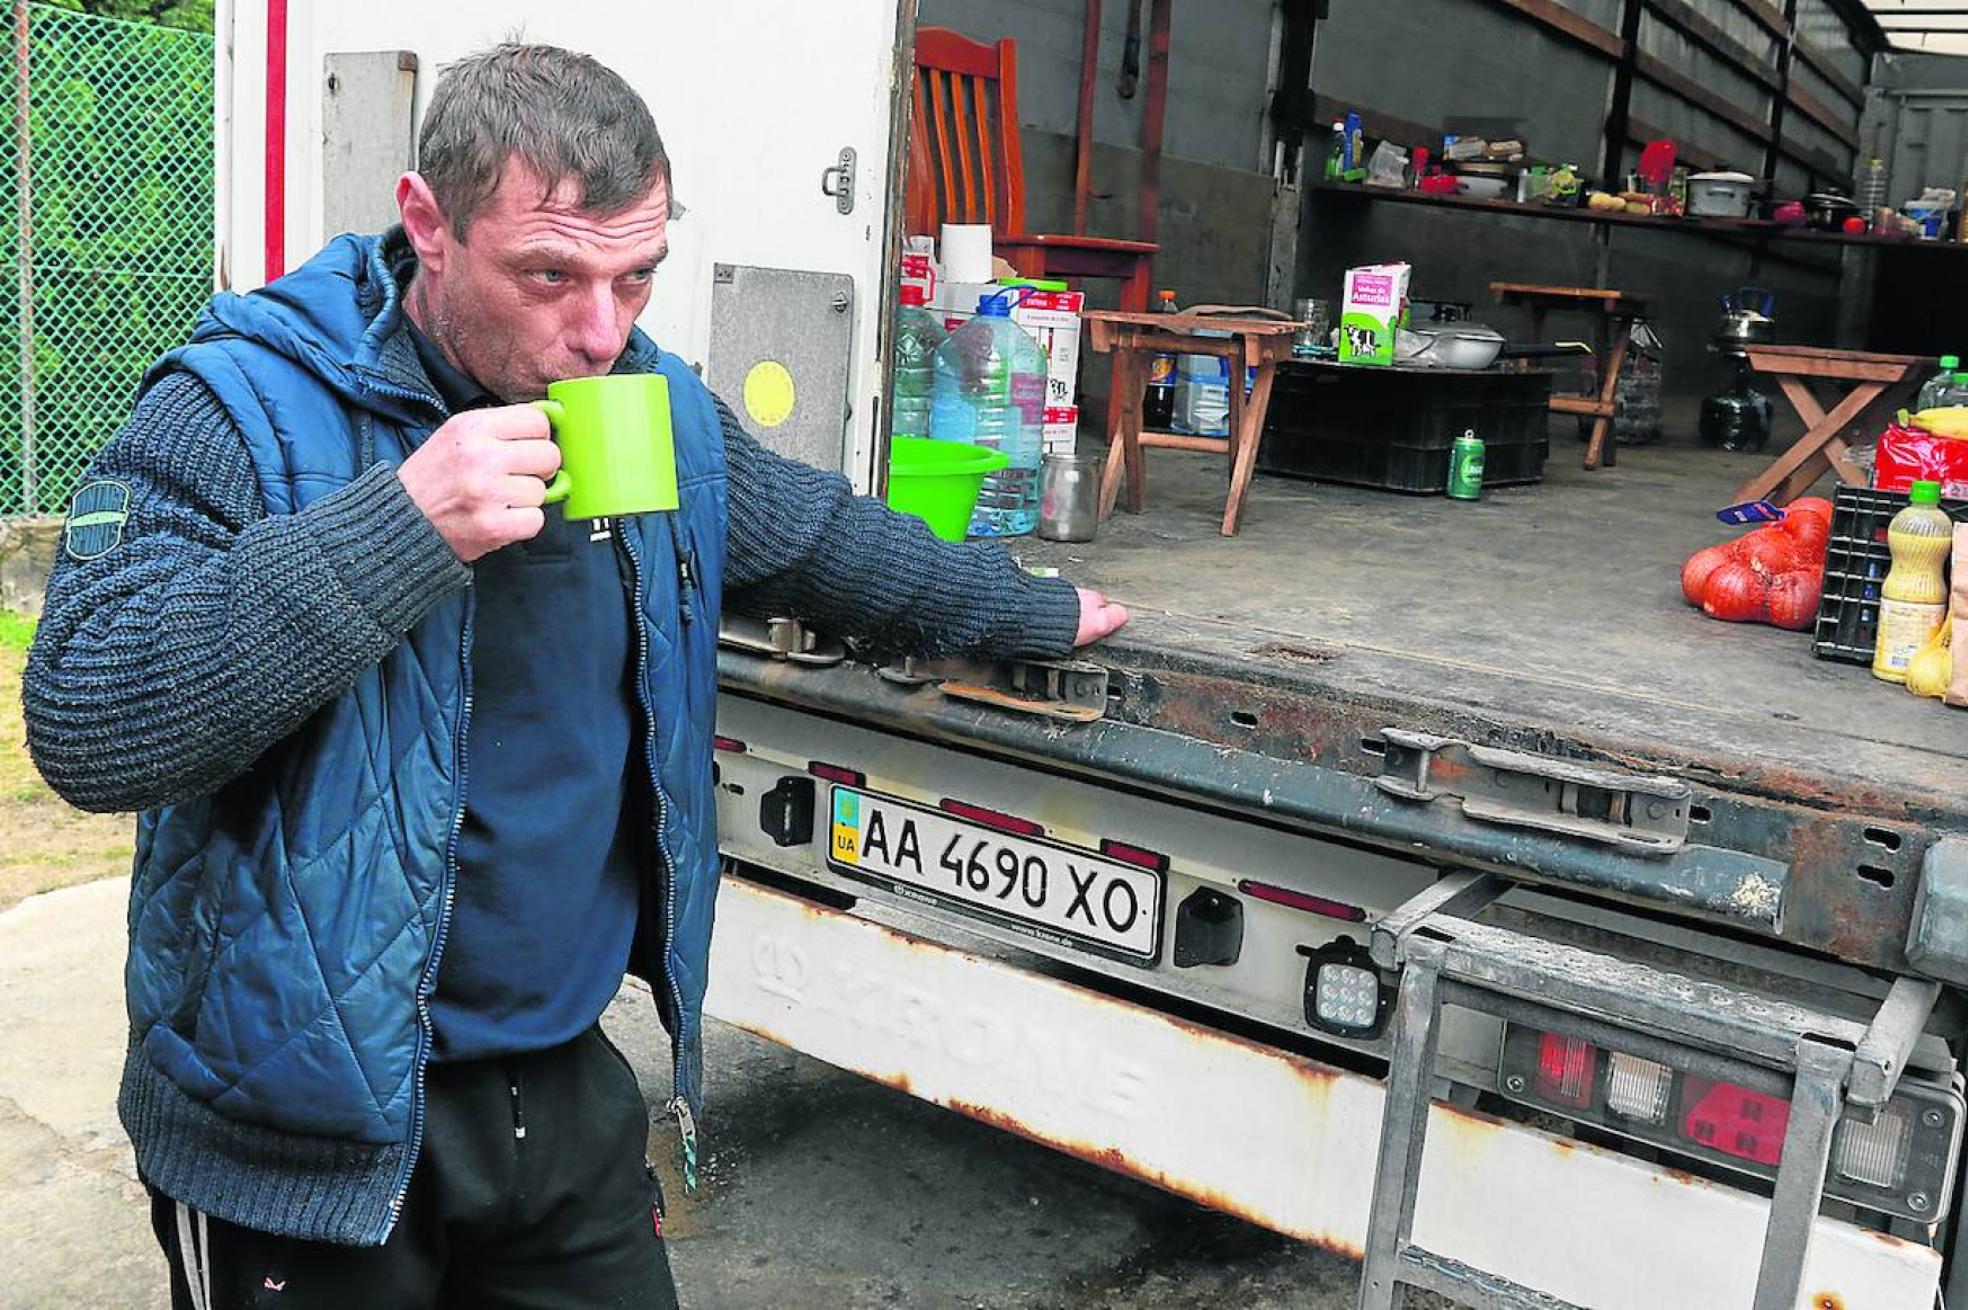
[1533,1034,1596,1109]
[1682,1076,1790,1168]
[1498,1023,1961,1221]
[1604,1052,1674,1125]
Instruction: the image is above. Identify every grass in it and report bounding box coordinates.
[0,609,34,652]
[0,611,135,913]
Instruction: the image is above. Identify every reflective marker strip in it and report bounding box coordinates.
[939,798,1044,838]
[1237,878,1367,921]
[1099,838,1169,873]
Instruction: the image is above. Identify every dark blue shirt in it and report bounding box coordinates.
[409,329,646,1063]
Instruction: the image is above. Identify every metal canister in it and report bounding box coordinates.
[1447,429,1486,501]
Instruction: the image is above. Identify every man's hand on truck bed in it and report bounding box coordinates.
[1074,588,1130,647]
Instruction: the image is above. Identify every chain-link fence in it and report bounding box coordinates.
[3,3,214,519]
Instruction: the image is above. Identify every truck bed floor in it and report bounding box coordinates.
[1015,439,1968,808]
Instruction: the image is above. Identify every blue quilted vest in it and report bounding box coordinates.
[116,232,727,1246]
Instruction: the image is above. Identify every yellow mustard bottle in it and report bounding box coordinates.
[1874,480,1954,683]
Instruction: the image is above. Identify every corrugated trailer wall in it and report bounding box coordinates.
[1855,50,1968,355]
[915,0,1888,415]
[1302,0,1878,414]
[1866,51,1968,206]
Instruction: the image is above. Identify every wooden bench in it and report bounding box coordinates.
[1734,345,1934,505]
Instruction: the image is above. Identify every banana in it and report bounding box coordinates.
[1912,407,1968,439]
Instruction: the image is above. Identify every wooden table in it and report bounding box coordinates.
[1491,282,1653,471]
[1733,345,1934,505]
[1086,310,1300,536]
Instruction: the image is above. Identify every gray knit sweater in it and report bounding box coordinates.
[25,367,1080,816]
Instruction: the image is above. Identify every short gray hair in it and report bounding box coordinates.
[417,43,676,239]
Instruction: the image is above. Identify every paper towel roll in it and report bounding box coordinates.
[939,223,995,284]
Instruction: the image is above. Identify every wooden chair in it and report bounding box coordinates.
[910,27,1157,316]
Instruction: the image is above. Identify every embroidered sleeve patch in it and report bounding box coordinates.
[63,480,133,561]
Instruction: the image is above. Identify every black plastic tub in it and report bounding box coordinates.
[1257,360,1552,494]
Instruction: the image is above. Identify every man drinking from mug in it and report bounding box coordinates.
[23,42,1127,1310]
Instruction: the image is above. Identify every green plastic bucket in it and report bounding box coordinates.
[886,437,1009,542]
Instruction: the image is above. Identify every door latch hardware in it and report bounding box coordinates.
[820,147,856,214]
[716,615,846,666]
[1375,729,1692,854]
[877,656,1109,722]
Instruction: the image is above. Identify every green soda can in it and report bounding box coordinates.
[1448,429,1486,501]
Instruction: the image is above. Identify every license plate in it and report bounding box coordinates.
[827,787,1163,964]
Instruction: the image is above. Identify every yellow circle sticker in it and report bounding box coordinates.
[743,360,797,428]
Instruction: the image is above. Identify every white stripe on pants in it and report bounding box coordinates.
[174,1201,212,1310]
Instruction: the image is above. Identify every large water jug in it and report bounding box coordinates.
[890,284,948,440]
[927,290,1046,536]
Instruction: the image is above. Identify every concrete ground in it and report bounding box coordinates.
[0,878,1364,1309]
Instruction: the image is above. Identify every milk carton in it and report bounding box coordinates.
[1338,262,1410,366]
[1041,404,1079,457]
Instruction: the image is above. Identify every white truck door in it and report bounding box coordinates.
[217,0,905,487]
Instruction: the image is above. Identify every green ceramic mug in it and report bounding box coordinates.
[531,374,680,519]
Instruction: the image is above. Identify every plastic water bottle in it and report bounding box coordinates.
[927,290,1047,536]
[890,284,948,440]
[1917,354,1968,411]
[1857,157,1888,215]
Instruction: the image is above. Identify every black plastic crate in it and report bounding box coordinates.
[1812,485,1968,664]
[1257,361,1551,494]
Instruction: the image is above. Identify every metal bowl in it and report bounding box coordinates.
[1398,324,1505,370]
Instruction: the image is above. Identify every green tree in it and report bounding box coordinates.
[36,0,212,35]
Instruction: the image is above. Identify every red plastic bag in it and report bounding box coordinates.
[1875,422,1968,497]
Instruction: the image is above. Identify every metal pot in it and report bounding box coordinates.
[1804,191,1860,231]
[1688,171,1754,219]
[1397,323,1505,370]
[1714,286,1775,349]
